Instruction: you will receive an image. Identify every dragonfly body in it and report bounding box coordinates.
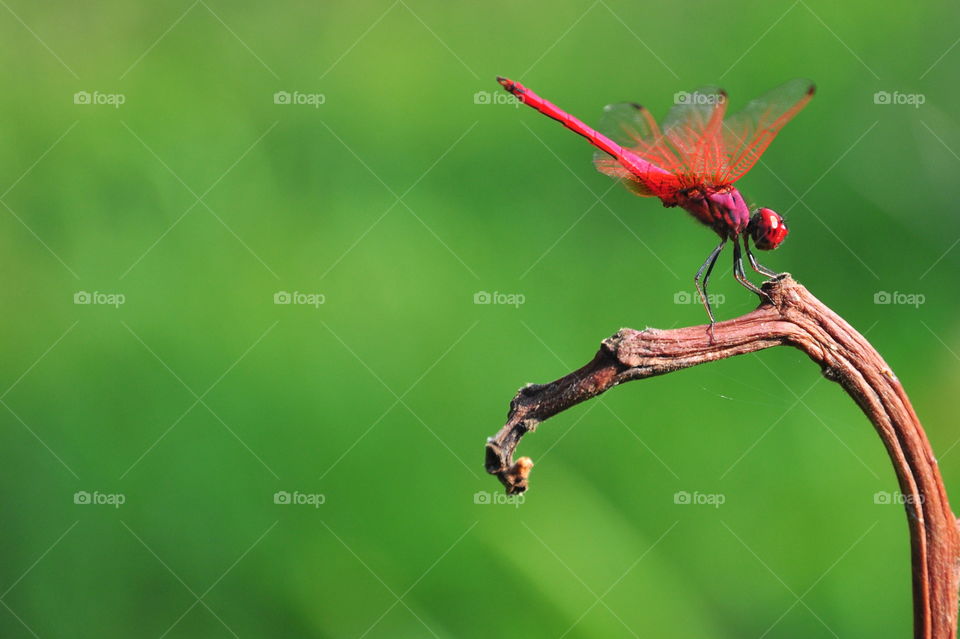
[497,76,814,323]
[675,185,751,237]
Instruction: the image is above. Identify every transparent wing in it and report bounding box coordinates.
[660,86,728,182]
[593,102,683,173]
[594,154,682,198]
[592,101,683,198]
[717,78,815,184]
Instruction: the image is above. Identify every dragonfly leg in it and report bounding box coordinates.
[744,238,780,278]
[694,237,727,324]
[733,236,772,304]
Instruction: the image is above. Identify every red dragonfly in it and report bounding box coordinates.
[497,76,814,323]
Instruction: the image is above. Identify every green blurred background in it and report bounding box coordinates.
[2,0,959,636]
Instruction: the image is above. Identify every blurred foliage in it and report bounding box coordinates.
[1,0,960,636]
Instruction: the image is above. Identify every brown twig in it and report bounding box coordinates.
[485,274,960,639]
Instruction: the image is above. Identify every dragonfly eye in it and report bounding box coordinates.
[748,208,789,250]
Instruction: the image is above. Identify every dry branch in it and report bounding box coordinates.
[484,274,960,639]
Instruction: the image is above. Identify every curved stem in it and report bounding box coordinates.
[484,274,960,639]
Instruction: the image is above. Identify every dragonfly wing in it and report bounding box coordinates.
[717,78,815,185]
[594,154,681,198]
[592,101,683,197]
[595,102,682,172]
[660,86,729,182]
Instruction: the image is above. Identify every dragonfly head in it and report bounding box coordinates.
[748,208,789,250]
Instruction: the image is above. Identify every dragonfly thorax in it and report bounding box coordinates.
[676,185,752,238]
